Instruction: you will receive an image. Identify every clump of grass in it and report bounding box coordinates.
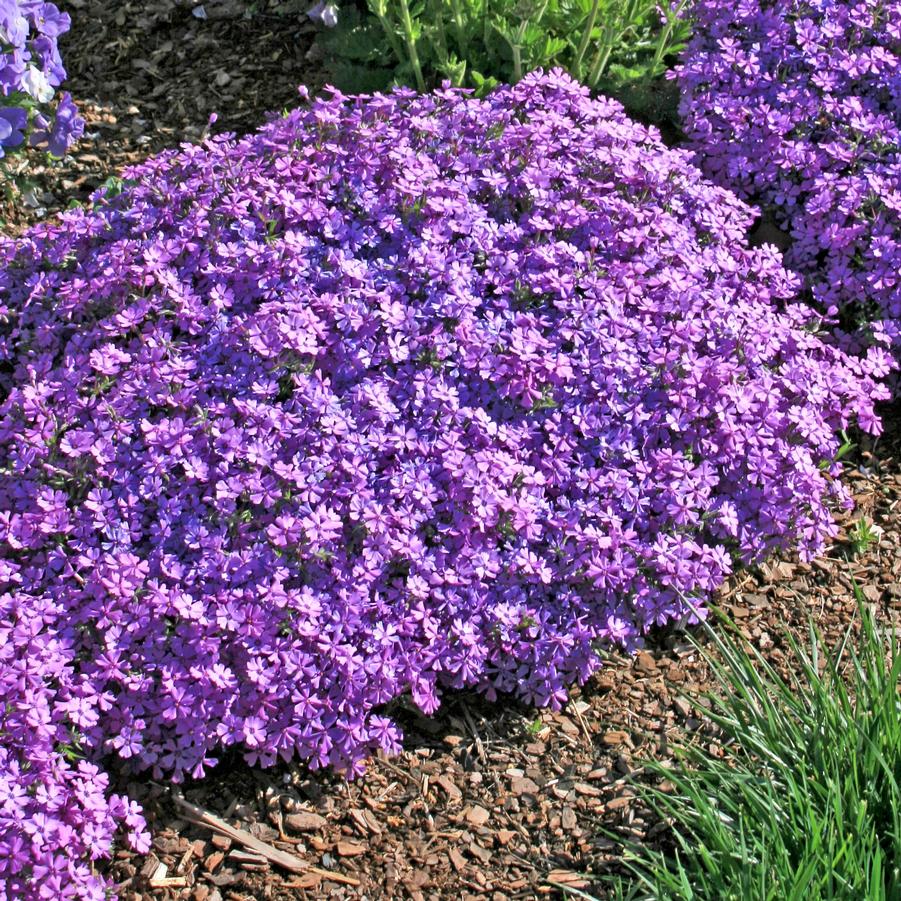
[592,586,901,901]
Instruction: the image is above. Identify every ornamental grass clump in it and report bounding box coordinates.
[0,71,890,896]
[675,0,901,354]
[595,594,901,900]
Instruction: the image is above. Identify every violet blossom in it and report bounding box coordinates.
[676,0,901,356]
[0,70,888,898]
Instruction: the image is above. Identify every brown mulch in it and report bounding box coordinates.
[1,0,320,234]
[4,5,901,898]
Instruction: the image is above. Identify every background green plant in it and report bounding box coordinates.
[587,589,901,901]
[848,517,880,558]
[314,0,690,120]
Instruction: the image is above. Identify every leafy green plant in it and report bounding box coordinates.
[591,588,901,900]
[314,0,691,105]
[848,517,880,557]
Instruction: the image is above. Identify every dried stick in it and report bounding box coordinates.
[170,794,361,886]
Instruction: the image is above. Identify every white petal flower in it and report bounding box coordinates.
[321,3,339,27]
[21,66,54,103]
[307,1,338,27]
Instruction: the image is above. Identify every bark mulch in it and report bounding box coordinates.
[1,0,320,234]
[4,4,901,898]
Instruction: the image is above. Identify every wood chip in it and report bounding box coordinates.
[204,851,225,872]
[149,862,168,883]
[229,849,268,869]
[509,776,540,795]
[139,854,160,880]
[546,870,590,889]
[284,811,328,832]
[149,876,188,889]
[465,805,490,827]
[336,840,366,857]
[349,807,380,835]
[436,774,463,801]
[283,873,322,890]
[574,783,601,797]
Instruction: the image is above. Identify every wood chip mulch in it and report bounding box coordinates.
[1,0,321,234]
[4,4,900,898]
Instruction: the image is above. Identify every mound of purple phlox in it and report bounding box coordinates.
[0,70,889,896]
[676,0,901,351]
[0,589,149,900]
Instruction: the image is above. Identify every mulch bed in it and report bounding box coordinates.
[0,0,321,233]
[4,4,901,898]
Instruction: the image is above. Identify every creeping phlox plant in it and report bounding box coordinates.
[0,0,83,160]
[0,590,150,900]
[675,0,901,353]
[0,71,889,896]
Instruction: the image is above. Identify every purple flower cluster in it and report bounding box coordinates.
[0,0,83,159]
[0,70,889,895]
[675,0,901,351]
[0,591,149,899]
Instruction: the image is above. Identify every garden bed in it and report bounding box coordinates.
[3,2,901,900]
[95,422,900,901]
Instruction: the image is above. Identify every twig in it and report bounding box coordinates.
[288,868,361,888]
[460,702,486,762]
[568,702,593,745]
[720,572,754,602]
[377,757,419,786]
[171,793,307,872]
[170,793,360,886]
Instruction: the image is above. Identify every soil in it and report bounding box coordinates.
[0,0,322,233]
[3,3,900,899]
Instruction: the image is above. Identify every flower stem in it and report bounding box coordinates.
[368,2,408,71]
[572,0,600,79]
[450,0,469,57]
[398,0,426,91]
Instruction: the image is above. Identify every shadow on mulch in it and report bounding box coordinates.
[1,0,321,235]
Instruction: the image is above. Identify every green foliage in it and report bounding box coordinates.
[315,0,691,103]
[592,588,901,901]
[848,517,880,557]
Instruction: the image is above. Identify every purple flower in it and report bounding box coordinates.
[0,70,888,899]
[0,1,79,160]
[0,0,28,46]
[676,0,901,368]
[29,1,69,38]
[0,105,25,150]
[307,0,338,27]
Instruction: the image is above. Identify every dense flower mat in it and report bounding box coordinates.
[676,0,901,352]
[0,71,889,896]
